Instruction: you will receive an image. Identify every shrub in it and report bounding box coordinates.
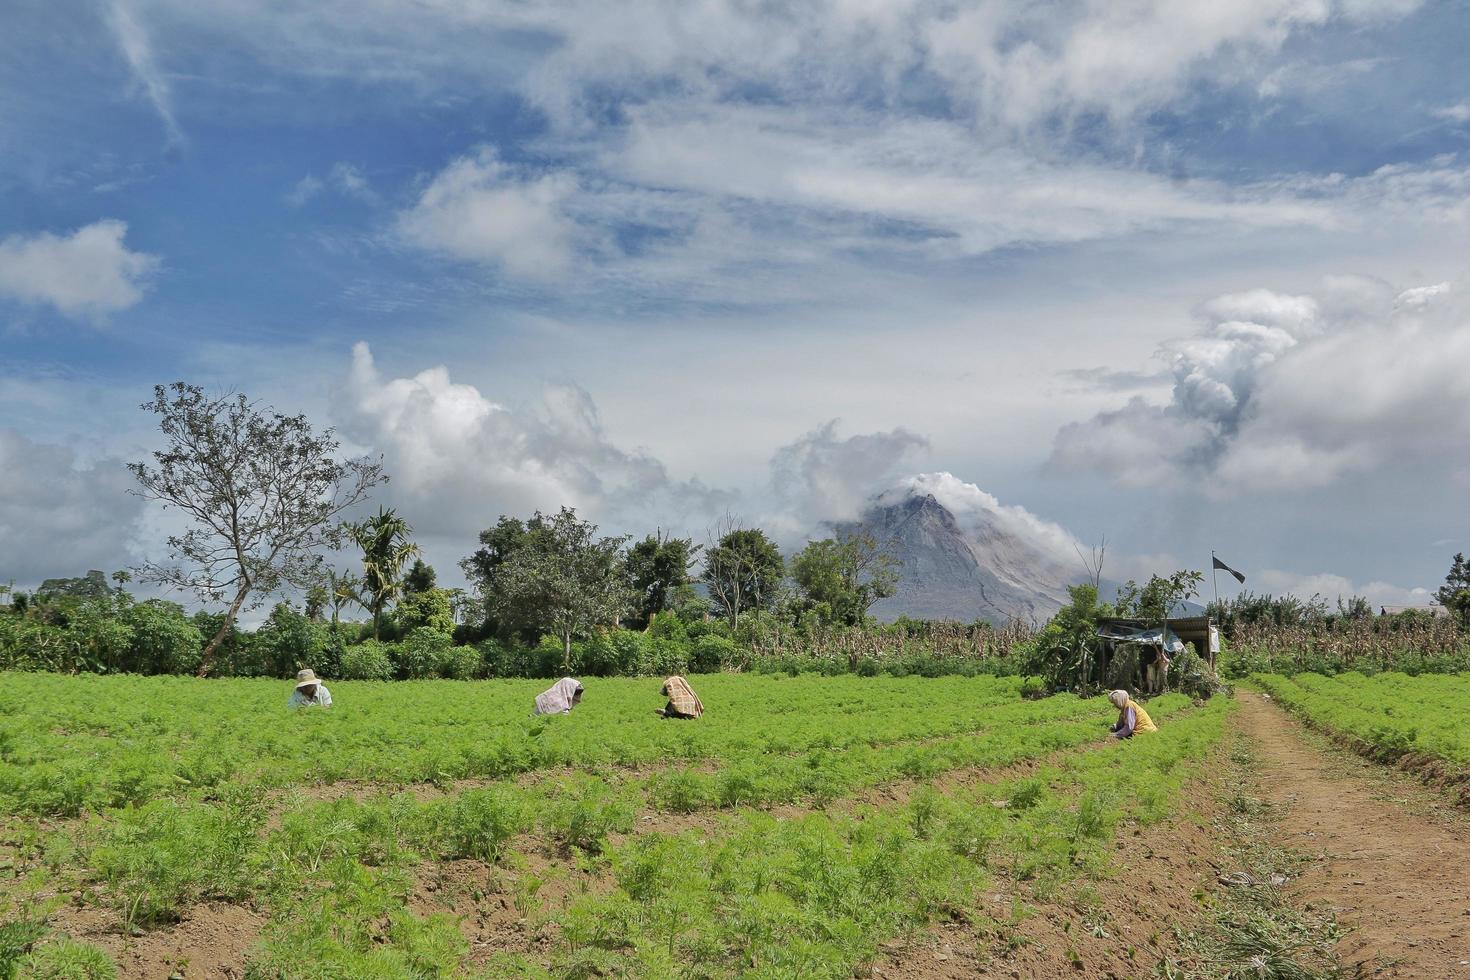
[396,628,454,680]
[435,787,526,862]
[434,645,482,680]
[123,601,203,675]
[339,642,394,681]
[1168,648,1229,700]
[642,637,688,677]
[22,937,118,980]
[579,630,647,676]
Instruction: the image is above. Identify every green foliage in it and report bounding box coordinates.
[255,601,331,677]
[1115,569,1204,622]
[395,587,455,634]
[489,507,632,672]
[1437,552,1470,626]
[339,640,394,681]
[350,507,421,641]
[395,627,455,679]
[702,526,784,628]
[1255,671,1468,765]
[432,787,528,862]
[18,937,117,980]
[789,532,898,628]
[123,600,203,675]
[626,533,699,628]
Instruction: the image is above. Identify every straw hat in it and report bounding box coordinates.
[295,668,322,689]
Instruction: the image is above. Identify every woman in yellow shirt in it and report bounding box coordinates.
[1108,689,1157,738]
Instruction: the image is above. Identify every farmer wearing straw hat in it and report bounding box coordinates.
[288,668,333,708]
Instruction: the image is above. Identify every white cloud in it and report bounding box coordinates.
[0,429,146,586]
[107,0,183,148]
[396,147,579,279]
[287,162,377,207]
[1255,568,1433,609]
[1051,278,1470,491]
[768,420,929,537]
[0,220,160,320]
[120,0,1423,140]
[1434,102,1470,123]
[338,342,732,538]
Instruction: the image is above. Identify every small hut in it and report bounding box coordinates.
[1095,615,1218,691]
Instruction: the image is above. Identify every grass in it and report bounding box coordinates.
[0,672,1233,977]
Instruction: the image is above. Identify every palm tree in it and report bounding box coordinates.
[349,508,420,640]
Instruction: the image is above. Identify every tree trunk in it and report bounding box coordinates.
[198,586,250,677]
[562,630,572,673]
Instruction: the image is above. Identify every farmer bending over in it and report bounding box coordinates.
[655,676,703,719]
[534,677,583,716]
[1108,689,1156,739]
[289,669,332,708]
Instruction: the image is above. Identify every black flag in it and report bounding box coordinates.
[1212,555,1246,585]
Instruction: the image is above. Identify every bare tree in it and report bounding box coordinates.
[1075,534,1107,590]
[129,383,385,674]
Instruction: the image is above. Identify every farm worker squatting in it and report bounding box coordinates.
[289,669,332,708]
[534,677,583,715]
[655,676,703,719]
[1108,689,1156,739]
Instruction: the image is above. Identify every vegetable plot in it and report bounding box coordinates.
[0,673,1224,978]
[1255,671,1470,767]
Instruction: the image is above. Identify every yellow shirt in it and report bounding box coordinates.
[1127,698,1158,733]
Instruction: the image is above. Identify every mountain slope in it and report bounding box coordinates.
[840,488,1080,625]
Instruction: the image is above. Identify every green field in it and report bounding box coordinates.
[0,672,1227,978]
[1254,671,1470,766]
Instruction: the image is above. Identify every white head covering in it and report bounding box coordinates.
[534,677,583,715]
[296,668,322,690]
[1108,689,1130,709]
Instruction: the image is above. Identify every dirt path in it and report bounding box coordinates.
[1236,690,1470,977]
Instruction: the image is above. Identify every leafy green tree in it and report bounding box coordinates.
[702,524,783,629]
[123,600,203,674]
[1437,553,1470,625]
[1116,570,1204,624]
[129,383,384,674]
[460,516,533,637]
[490,507,632,671]
[404,558,437,596]
[349,507,420,640]
[790,532,898,627]
[1031,584,1111,692]
[255,601,329,677]
[626,533,700,628]
[304,585,329,621]
[397,587,455,633]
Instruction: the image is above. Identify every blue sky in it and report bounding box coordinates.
[2,0,1468,608]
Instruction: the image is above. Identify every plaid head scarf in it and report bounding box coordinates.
[661,676,704,718]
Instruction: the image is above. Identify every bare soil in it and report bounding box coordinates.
[48,901,265,979]
[1236,690,1470,977]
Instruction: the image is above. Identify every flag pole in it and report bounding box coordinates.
[1211,551,1220,671]
[1211,550,1220,613]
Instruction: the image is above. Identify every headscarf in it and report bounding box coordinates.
[661,676,704,718]
[535,677,583,715]
[1108,689,1130,710]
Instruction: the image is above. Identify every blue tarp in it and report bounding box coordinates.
[1096,623,1185,654]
